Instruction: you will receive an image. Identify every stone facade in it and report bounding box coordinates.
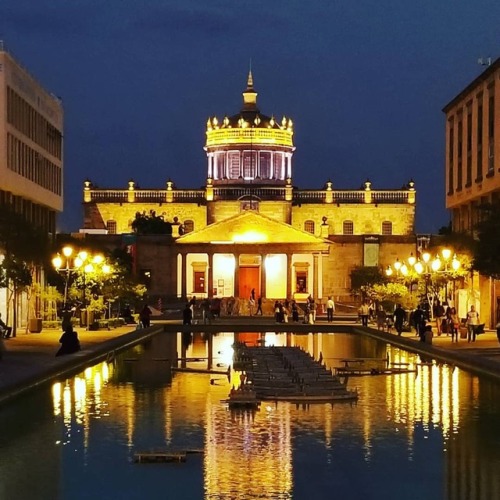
[81,74,418,304]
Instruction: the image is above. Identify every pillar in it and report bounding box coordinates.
[313,253,319,300]
[181,253,187,300]
[286,253,293,300]
[234,253,240,297]
[208,253,214,299]
[261,254,267,299]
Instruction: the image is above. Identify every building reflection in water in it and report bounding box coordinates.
[50,331,500,499]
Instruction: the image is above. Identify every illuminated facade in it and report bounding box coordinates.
[0,41,64,323]
[82,73,417,303]
[443,58,500,326]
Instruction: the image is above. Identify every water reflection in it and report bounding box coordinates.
[1,331,500,499]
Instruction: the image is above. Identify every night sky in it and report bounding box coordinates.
[2,0,500,233]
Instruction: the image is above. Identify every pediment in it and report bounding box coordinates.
[176,211,327,244]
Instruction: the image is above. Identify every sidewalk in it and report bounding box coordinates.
[1,316,500,407]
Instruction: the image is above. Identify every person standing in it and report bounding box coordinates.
[466,305,480,342]
[139,304,152,328]
[183,303,193,325]
[326,296,335,322]
[249,295,255,316]
[412,305,425,340]
[393,304,406,336]
[358,301,370,327]
[376,305,386,331]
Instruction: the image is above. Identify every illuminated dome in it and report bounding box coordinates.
[204,71,295,185]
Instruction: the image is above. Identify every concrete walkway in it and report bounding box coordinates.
[1,315,499,407]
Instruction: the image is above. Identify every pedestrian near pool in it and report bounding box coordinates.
[56,325,81,357]
[376,305,386,330]
[256,296,263,315]
[466,305,480,342]
[358,301,370,327]
[393,303,406,336]
[326,296,335,322]
[139,304,152,328]
[434,300,445,336]
[183,303,193,325]
[249,295,256,316]
[0,313,13,339]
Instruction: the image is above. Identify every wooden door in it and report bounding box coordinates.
[239,267,260,299]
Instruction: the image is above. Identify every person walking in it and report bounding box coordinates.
[466,305,480,342]
[326,296,335,322]
[393,304,406,336]
[358,301,370,327]
[249,295,256,316]
[256,296,263,315]
[447,306,459,342]
[434,299,445,336]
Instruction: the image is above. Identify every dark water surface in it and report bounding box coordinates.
[1,331,500,500]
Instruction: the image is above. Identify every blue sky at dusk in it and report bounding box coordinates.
[2,0,500,232]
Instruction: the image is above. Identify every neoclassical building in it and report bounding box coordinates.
[82,73,417,304]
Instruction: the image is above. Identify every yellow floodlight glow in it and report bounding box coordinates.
[62,246,73,258]
[52,255,62,270]
[414,261,424,274]
[408,253,416,266]
[400,264,409,276]
[385,266,393,276]
[92,254,104,265]
[451,255,460,271]
[422,252,431,263]
[394,259,402,271]
[431,256,442,272]
[441,248,452,261]
[232,231,267,243]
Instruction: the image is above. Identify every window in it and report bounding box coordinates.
[194,271,205,293]
[448,121,454,194]
[273,152,284,179]
[183,220,194,233]
[106,220,117,234]
[457,119,463,190]
[343,220,354,235]
[259,152,271,179]
[139,269,151,289]
[304,220,315,234]
[243,151,257,178]
[296,271,307,293]
[381,221,392,235]
[228,151,240,178]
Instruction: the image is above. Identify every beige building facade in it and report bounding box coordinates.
[82,73,417,304]
[443,58,500,326]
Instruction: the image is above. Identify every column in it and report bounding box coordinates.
[261,254,267,299]
[181,252,187,300]
[313,253,319,300]
[208,253,214,299]
[234,253,240,297]
[286,253,293,299]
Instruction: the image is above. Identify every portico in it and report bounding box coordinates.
[175,211,329,301]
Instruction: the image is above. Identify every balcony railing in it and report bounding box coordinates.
[84,186,413,204]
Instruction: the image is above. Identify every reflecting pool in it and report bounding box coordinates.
[1,331,500,500]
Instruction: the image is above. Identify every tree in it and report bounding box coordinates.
[350,266,387,300]
[132,210,173,235]
[473,202,500,279]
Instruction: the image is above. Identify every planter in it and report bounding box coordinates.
[29,318,43,333]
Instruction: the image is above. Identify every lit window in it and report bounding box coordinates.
[106,220,117,234]
[304,220,315,234]
[381,221,392,235]
[343,220,354,235]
